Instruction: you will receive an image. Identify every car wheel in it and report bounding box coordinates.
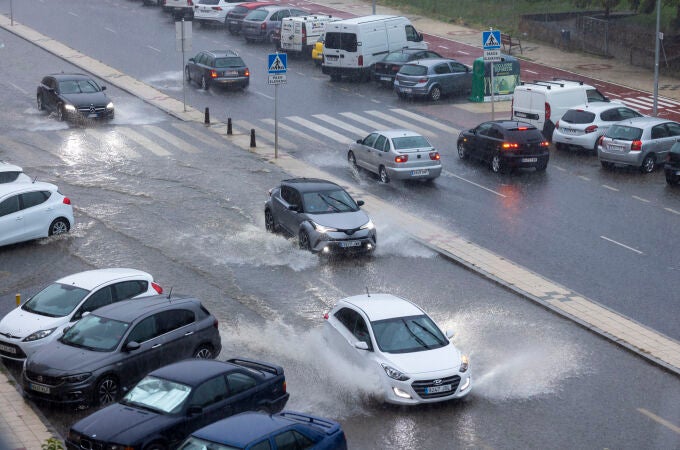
[193,344,214,359]
[228,26,238,35]
[298,231,311,251]
[245,37,254,44]
[201,75,209,90]
[640,154,655,173]
[554,142,565,151]
[491,154,504,173]
[94,376,119,406]
[396,91,406,99]
[36,94,44,111]
[536,159,548,171]
[429,86,442,101]
[185,67,191,83]
[348,151,358,168]
[379,166,390,183]
[457,141,468,160]
[56,104,65,121]
[264,208,278,233]
[48,218,70,236]
[666,172,680,185]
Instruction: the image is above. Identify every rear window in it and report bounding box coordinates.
[245,9,268,20]
[215,57,244,68]
[325,32,357,52]
[384,52,412,63]
[399,64,427,76]
[505,128,544,142]
[0,171,21,183]
[231,6,247,13]
[392,135,431,150]
[561,110,596,124]
[198,0,219,4]
[606,125,643,140]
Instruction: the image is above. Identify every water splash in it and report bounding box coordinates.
[143,71,183,92]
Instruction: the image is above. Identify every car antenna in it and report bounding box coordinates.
[167,287,173,300]
[32,176,37,184]
[365,287,370,297]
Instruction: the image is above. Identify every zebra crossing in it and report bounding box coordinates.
[607,93,680,114]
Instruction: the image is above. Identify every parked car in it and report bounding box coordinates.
[598,116,680,173]
[665,140,680,185]
[372,48,443,87]
[163,0,194,19]
[457,120,550,173]
[0,269,162,361]
[226,1,276,35]
[179,410,347,450]
[241,5,306,44]
[37,73,114,122]
[394,58,472,101]
[22,295,221,406]
[65,358,289,450]
[194,0,247,27]
[0,161,30,184]
[323,293,471,405]
[348,130,442,183]
[553,103,643,153]
[185,50,249,90]
[0,181,74,247]
[264,178,376,254]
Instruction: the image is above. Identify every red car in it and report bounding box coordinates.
[225,1,276,35]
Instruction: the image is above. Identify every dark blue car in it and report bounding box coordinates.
[65,358,289,450]
[179,410,347,450]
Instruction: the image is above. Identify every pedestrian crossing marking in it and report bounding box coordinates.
[261,119,324,146]
[234,120,295,149]
[171,122,226,148]
[365,110,436,138]
[390,109,461,134]
[143,125,201,154]
[312,114,369,138]
[339,112,391,132]
[84,129,141,159]
[286,116,353,144]
[116,127,171,156]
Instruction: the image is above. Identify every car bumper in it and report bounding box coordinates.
[381,371,472,405]
[66,108,114,122]
[0,337,55,361]
[212,77,249,88]
[22,372,95,405]
[243,30,267,41]
[552,129,599,150]
[393,84,429,97]
[322,65,370,77]
[194,13,227,23]
[310,230,377,254]
[387,164,442,181]
[501,153,549,169]
[598,148,643,166]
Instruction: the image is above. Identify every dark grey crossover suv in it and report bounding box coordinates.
[22,295,221,407]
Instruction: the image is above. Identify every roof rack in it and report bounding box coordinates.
[552,77,585,85]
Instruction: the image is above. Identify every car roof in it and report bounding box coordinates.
[92,294,200,323]
[0,181,57,196]
[54,268,153,291]
[0,161,23,173]
[338,294,424,321]
[481,120,538,131]
[48,73,94,81]
[238,1,275,9]
[281,178,343,193]
[373,130,424,139]
[148,359,238,385]
[205,49,240,58]
[191,411,293,446]
[567,102,626,113]
[611,116,674,127]
[406,58,462,67]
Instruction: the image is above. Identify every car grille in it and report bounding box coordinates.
[25,370,63,387]
[77,437,106,450]
[76,105,107,114]
[412,375,461,399]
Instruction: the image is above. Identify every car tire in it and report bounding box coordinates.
[48,218,70,236]
[457,141,468,160]
[185,67,191,83]
[245,37,254,44]
[36,94,44,111]
[298,231,311,251]
[94,375,119,406]
[429,85,442,101]
[396,91,406,99]
[348,151,358,169]
[201,75,209,90]
[640,154,655,173]
[536,159,548,171]
[491,154,505,174]
[666,172,679,185]
[264,208,279,233]
[379,166,390,183]
[193,344,214,359]
[554,142,565,151]
[228,25,238,35]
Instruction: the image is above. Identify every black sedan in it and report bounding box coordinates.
[185,50,250,91]
[372,49,443,87]
[36,73,114,122]
[457,120,550,173]
[65,358,290,450]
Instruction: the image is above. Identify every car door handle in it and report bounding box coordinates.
[184,331,194,336]
[152,343,162,349]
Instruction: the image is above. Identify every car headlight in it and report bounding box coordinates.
[459,354,469,373]
[360,219,374,230]
[381,363,409,381]
[106,102,114,110]
[64,104,76,111]
[61,372,92,383]
[311,221,338,233]
[23,328,57,342]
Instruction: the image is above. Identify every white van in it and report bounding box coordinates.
[511,79,609,140]
[279,14,340,57]
[322,15,427,81]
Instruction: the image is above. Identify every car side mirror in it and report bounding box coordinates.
[101,86,107,91]
[446,329,455,340]
[187,405,203,416]
[357,139,362,144]
[125,341,141,352]
[354,341,369,350]
[418,32,423,42]
[188,58,195,63]
[62,325,71,335]
[356,200,364,207]
[288,204,299,212]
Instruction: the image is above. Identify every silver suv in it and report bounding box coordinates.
[598,116,680,173]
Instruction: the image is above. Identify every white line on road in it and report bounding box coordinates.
[68,11,79,17]
[552,165,566,171]
[603,91,620,97]
[665,207,680,215]
[600,236,643,254]
[632,195,650,203]
[578,175,590,181]
[602,184,619,191]
[146,45,162,53]
[524,69,538,74]
[105,27,116,34]
[8,82,27,94]
[457,50,469,55]
[637,408,680,434]
[254,91,274,100]
[371,99,381,103]
[445,171,506,197]
[438,45,449,49]
[295,72,305,76]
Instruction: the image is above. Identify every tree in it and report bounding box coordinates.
[573,0,621,17]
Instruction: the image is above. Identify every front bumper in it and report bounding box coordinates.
[309,229,377,254]
[22,371,95,405]
[381,371,472,405]
[387,164,442,181]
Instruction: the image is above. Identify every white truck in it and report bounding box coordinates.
[279,14,339,57]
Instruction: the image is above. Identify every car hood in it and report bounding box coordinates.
[27,341,114,374]
[306,210,370,229]
[61,92,109,107]
[0,308,66,339]
[383,344,461,375]
[72,402,174,444]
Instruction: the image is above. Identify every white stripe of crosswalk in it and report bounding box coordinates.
[116,127,172,156]
[83,129,141,159]
[143,125,201,154]
[312,114,369,137]
[364,110,436,138]
[171,122,227,148]
[339,112,391,132]
[390,109,461,134]
[261,118,324,146]
[286,116,353,144]
[234,120,295,149]
[619,99,652,110]
[637,96,677,108]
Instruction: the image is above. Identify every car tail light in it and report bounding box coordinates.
[540,141,550,147]
[187,0,193,5]
[395,154,408,163]
[210,70,218,79]
[545,102,551,121]
[213,318,219,329]
[631,140,642,151]
[418,77,429,83]
[244,68,250,77]
[63,197,71,205]
[429,151,440,160]
[324,312,329,319]
[260,22,266,30]
[283,380,287,393]
[502,143,519,150]
[151,282,163,294]
[212,6,222,10]
[585,125,598,134]
[358,55,363,66]
[598,135,605,146]
[517,127,528,130]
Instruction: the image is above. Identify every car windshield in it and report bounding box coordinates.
[122,376,192,414]
[372,314,448,354]
[61,314,130,351]
[245,9,267,20]
[59,79,100,94]
[561,110,596,124]
[399,64,427,76]
[587,89,608,102]
[607,125,643,140]
[302,189,357,214]
[214,57,244,68]
[392,135,431,150]
[230,6,247,14]
[384,52,412,63]
[21,283,89,318]
[179,437,239,450]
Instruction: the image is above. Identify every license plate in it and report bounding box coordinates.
[0,343,16,354]
[339,241,361,248]
[88,113,98,118]
[380,76,391,81]
[226,70,238,76]
[200,6,211,11]
[425,384,452,394]
[229,20,239,24]
[514,111,528,118]
[401,88,412,93]
[522,157,538,163]
[411,169,429,176]
[30,383,50,394]
[608,144,625,152]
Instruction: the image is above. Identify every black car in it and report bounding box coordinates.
[22,295,222,407]
[185,49,250,90]
[372,49,443,87]
[457,120,550,173]
[65,358,289,450]
[665,140,680,185]
[36,73,114,122]
[226,2,275,35]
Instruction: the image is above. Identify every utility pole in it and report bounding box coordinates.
[653,0,661,116]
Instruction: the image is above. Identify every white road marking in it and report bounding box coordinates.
[602,184,619,191]
[254,91,274,100]
[235,119,295,149]
[84,129,140,158]
[172,122,226,148]
[632,195,650,203]
[117,127,171,156]
[438,45,449,50]
[603,91,620,98]
[143,125,201,153]
[600,236,643,254]
[146,45,162,53]
[444,171,506,197]
[390,109,460,134]
[637,408,680,434]
[370,98,381,103]
[577,175,590,181]
[619,99,652,110]
[365,110,436,138]
[457,50,469,55]
[552,164,566,171]
[261,118,324,145]
[665,207,680,215]
[286,116,352,144]
[313,114,369,137]
[68,11,78,17]
[638,96,676,107]
[105,27,116,34]
[8,82,27,94]
[340,112,390,131]
[524,69,538,74]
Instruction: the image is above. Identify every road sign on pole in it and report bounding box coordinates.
[268,53,287,74]
[482,29,501,120]
[483,49,501,62]
[267,53,287,159]
[482,30,501,50]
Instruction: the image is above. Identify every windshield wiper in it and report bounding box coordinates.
[402,319,431,349]
[409,320,445,346]
[123,400,163,414]
[316,193,341,212]
[324,193,353,210]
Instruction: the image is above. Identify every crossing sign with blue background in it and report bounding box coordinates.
[268,53,287,74]
[482,30,501,50]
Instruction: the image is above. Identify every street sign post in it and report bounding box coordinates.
[176,19,192,112]
[482,30,501,119]
[268,53,287,158]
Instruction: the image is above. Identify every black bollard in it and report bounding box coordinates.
[204,107,210,125]
[227,118,233,135]
[250,129,256,148]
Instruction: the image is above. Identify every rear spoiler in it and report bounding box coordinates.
[278,411,342,435]
[227,357,284,376]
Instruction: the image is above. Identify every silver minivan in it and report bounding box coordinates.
[347,130,442,183]
[598,116,680,173]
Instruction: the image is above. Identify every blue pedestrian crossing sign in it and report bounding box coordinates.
[482,30,501,50]
[268,53,287,74]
